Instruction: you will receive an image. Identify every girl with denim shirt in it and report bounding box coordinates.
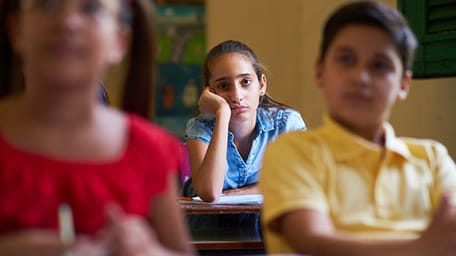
[184,40,306,202]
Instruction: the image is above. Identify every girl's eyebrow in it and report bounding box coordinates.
[333,46,355,54]
[214,73,253,83]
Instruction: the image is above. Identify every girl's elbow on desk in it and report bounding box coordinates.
[196,191,220,203]
[193,185,221,202]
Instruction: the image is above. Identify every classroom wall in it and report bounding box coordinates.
[207,0,456,158]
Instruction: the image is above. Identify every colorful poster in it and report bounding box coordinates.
[155,5,205,140]
[157,5,205,64]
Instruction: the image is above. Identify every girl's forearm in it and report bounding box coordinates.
[0,230,64,256]
[192,109,230,201]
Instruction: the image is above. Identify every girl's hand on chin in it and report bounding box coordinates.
[198,87,230,117]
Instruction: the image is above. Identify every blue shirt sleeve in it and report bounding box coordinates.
[185,115,214,144]
[279,109,306,133]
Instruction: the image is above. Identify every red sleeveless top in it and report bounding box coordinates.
[0,114,181,235]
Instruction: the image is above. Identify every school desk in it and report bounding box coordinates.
[178,197,264,255]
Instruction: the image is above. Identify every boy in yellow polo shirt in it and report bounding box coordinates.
[259,1,456,255]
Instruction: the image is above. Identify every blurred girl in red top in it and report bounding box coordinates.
[0,0,193,255]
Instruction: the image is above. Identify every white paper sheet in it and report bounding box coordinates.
[191,194,263,204]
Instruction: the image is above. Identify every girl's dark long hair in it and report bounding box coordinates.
[0,0,156,119]
[203,40,289,109]
[0,1,21,98]
[122,0,157,119]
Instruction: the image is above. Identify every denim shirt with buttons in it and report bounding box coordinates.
[185,107,306,190]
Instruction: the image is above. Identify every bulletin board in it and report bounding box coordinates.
[155,5,205,139]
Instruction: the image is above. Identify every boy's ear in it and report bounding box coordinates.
[315,60,324,88]
[397,70,412,101]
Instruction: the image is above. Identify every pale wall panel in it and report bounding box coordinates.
[205,0,456,157]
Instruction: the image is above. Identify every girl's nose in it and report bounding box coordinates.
[55,8,85,31]
[229,84,244,103]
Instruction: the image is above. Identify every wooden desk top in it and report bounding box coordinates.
[193,240,264,250]
[178,197,262,214]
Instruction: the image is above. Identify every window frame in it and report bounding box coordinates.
[398,0,456,78]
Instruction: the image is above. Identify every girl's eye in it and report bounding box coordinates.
[22,0,107,18]
[242,79,253,86]
[81,0,104,16]
[215,83,228,90]
[42,0,59,11]
[25,0,59,11]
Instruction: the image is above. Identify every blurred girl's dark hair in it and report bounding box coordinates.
[0,0,156,119]
[0,1,20,98]
[203,40,289,109]
[122,0,157,118]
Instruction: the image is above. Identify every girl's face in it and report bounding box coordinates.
[208,53,267,123]
[316,24,411,134]
[11,0,128,86]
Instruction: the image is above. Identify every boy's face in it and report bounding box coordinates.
[316,24,411,135]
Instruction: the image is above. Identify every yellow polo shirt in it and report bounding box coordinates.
[259,116,456,254]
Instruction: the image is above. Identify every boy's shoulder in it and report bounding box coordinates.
[399,136,451,160]
[268,125,327,151]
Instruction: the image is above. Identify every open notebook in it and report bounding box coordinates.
[191,194,263,204]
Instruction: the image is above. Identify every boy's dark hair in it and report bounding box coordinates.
[203,40,288,109]
[0,0,156,119]
[319,1,417,72]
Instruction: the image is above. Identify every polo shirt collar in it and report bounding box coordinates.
[321,115,411,161]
